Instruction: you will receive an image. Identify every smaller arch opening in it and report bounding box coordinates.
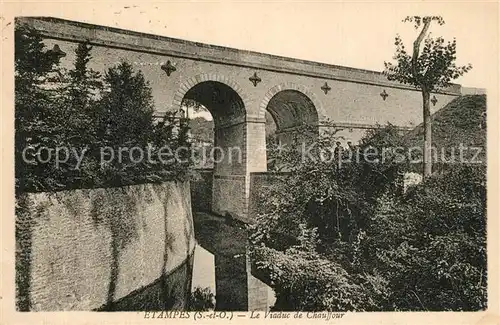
[266,90,319,145]
[266,90,318,130]
[265,89,319,170]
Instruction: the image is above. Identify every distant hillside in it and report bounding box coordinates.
[189,117,214,143]
[404,94,486,165]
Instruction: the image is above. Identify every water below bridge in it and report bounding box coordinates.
[105,211,275,311]
[191,211,276,311]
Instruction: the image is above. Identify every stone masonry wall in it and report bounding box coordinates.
[18,17,469,222]
[36,35,459,138]
[22,16,463,145]
[15,181,195,311]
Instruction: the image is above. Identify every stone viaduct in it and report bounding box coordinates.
[21,17,463,222]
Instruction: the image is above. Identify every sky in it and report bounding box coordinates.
[6,1,498,90]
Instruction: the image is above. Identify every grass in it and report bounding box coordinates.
[403,94,486,171]
[405,95,486,155]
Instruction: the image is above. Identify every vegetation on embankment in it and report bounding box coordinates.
[250,111,487,311]
[405,94,486,168]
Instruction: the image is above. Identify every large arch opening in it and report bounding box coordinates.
[264,89,319,170]
[182,81,246,174]
[181,80,264,311]
[179,79,254,224]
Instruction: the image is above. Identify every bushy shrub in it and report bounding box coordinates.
[15,23,66,192]
[363,164,487,310]
[249,123,486,311]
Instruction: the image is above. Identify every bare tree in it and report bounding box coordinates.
[384,16,472,178]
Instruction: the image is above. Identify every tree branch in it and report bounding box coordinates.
[412,17,432,87]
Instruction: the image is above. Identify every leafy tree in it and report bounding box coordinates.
[97,62,158,185]
[362,164,486,310]
[181,98,205,117]
[249,125,408,310]
[14,22,61,80]
[55,41,106,187]
[15,26,192,191]
[15,22,64,192]
[96,62,193,185]
[98,62,154,144]
[384,16,472,178]
[65,41,103,142]
[189,117,213,144]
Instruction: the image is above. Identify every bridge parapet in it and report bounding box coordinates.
[19,17,462,96]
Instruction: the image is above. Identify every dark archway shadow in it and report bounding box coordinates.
[265,89,319,171]
[183,80,250,221]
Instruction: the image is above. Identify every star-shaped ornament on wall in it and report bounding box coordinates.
[161,60,177,76]
[249,72,261,87]
[380,90,389,101]
[321,82,331,94]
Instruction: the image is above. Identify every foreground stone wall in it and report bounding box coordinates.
[15,181,195,311]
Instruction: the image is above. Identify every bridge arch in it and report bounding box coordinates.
[172,73,253,123]
[173,73,258,223]
[258,82,325,123]
[260,83,323,146]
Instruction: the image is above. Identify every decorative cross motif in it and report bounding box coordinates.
[321,82,331,94]
[380,90,389,101]
[249,72,261,87]
[50,44,66,58]
[431,95,438,106]
[161,60,176,76]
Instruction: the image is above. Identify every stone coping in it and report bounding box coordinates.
[18,16,464,95]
